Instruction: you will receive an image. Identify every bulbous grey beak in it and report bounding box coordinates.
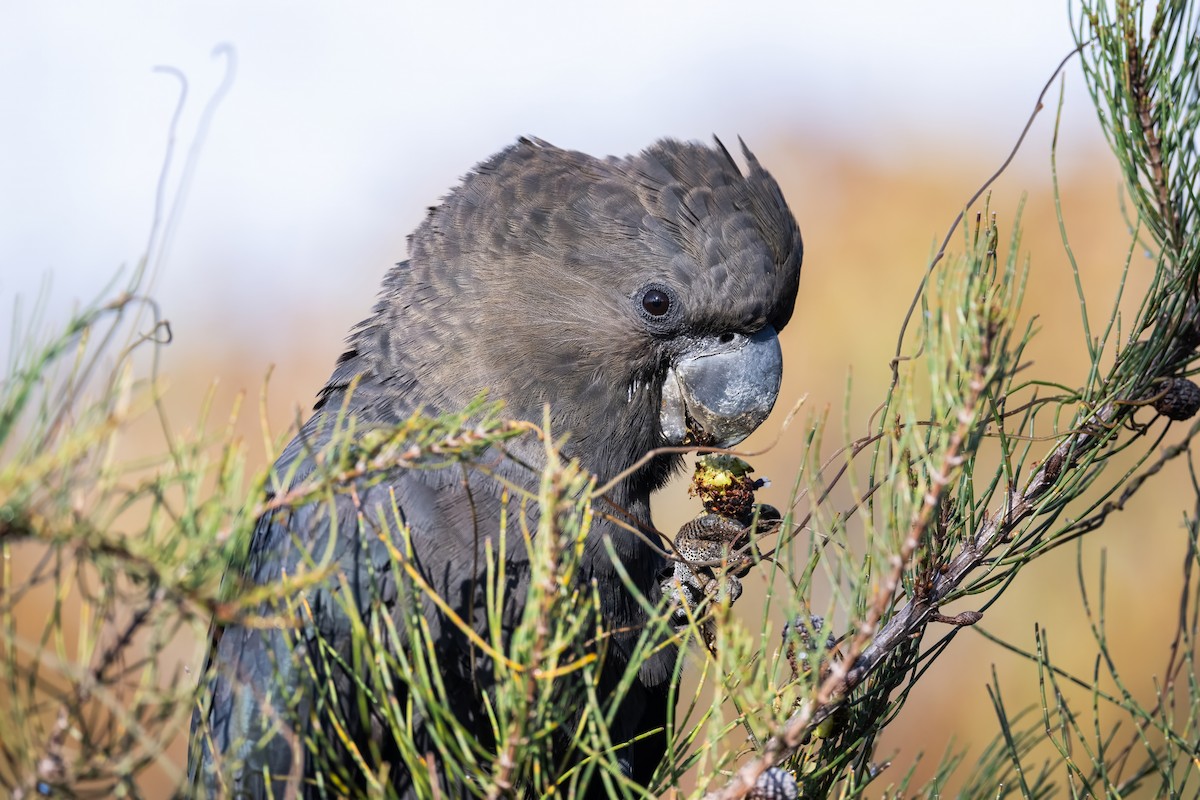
[659,326,783,448]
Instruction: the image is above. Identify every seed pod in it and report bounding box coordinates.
[1154,377,1200,421]
[690,455,761,518]
[748,767,799,800]
[782,614,837,678]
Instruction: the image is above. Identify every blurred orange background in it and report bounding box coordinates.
[3,2,1188,796]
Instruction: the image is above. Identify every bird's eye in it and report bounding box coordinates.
[642,289,671,317]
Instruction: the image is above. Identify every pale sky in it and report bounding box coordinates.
[1,1,1092,353]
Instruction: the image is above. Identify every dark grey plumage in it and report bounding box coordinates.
[190,137,802,798]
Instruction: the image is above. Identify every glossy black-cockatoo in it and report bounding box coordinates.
[190,137,802,798]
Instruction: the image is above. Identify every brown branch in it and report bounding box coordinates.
[1048,414,1200,545]
[1123,8,1180,252]
[705,268,1200,799]
[704,318,998,800]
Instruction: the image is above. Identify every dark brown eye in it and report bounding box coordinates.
[642,289,670,316]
